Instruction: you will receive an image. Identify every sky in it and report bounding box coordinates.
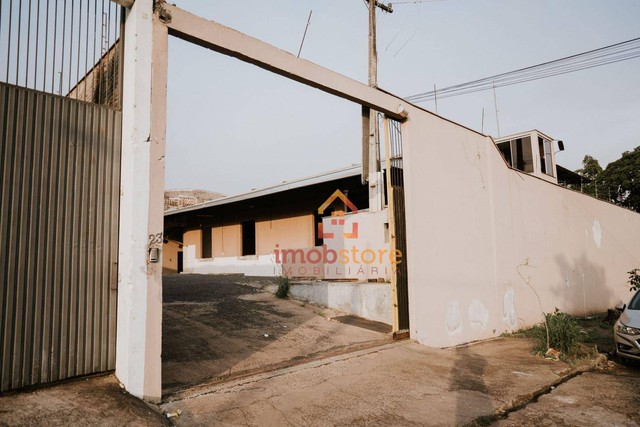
[165,0,640,195]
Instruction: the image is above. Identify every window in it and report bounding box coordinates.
[241,220,256,256]
[497,142,512,166]
[201,227,212,258]
[629,291,640,310]
[538,137,554,177]
[497,137,533,173]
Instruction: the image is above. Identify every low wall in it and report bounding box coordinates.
[289,281,392,324]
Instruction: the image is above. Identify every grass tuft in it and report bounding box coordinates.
[275,276,290,299]
[530,309,580,355]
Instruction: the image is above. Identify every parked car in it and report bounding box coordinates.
[614,290,640,362]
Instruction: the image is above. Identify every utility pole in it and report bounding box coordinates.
[364,0,392,213]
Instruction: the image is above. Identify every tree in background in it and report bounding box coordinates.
[575,147,640,213]
[575,155,604,198]
[599,146,640,212]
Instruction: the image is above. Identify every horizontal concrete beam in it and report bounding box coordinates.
[161,3,408,121]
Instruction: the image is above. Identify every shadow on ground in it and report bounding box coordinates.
[162,274,391,396]
[450,346,494,425]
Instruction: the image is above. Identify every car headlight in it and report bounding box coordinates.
[616,322,640,335]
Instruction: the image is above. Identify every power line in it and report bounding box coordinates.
[405,37,640,103]
[391,0,447,4]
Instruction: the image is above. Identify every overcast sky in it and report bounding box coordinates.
[166,0,640,195]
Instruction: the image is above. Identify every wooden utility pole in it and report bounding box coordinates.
[364,0,392,212]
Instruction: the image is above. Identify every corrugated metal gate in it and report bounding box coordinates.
[385,118,410,333]
[0,2,123,392]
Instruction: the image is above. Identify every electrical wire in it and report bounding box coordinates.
[405,37,640,103]
[391,0,447,4]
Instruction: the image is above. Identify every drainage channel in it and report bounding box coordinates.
[467,366,595,426]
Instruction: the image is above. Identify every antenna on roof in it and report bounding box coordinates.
[297,10,313,58]
[492,81,500,137]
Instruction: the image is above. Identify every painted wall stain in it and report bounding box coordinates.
[502,289,517,328]
[469,299,489,330]
[446,300,462,335]
[592,219,602,248]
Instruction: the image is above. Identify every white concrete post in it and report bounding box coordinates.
[116,0,168,403]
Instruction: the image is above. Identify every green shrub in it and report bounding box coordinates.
[628,269,640,292]
[531,309,580,355]
[275,276,290,299]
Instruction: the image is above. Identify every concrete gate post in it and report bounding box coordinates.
[116,0,168,403]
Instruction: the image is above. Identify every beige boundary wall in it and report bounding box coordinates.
[401,108,640,348]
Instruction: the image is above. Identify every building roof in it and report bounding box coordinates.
[164,164,362,216]
[494,129,555,143]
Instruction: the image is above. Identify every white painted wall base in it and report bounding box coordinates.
[183,254,282,277]
[289,281,392,324]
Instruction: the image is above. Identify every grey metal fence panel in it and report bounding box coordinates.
[0,82,120,392]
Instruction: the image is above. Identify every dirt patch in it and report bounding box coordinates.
[574,312,618,355]
[0,374,168,426]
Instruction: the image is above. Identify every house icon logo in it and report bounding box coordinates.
[317,190,358,239]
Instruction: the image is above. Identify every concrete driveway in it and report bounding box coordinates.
[162,274,392,395]
[159,337,640,426]
[2,335,638,426]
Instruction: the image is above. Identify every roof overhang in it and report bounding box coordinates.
[164,164,362,216]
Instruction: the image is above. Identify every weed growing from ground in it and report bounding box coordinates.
[530,309,580,355]
[275,276,290,299]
